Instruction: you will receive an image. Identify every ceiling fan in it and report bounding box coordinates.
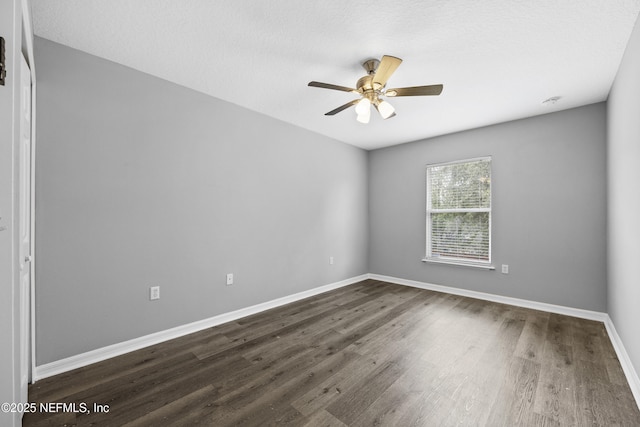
[308,55,443,123]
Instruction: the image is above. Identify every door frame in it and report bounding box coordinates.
[0,0,35,424]
[21,0,37,384]
[19,52,31,405]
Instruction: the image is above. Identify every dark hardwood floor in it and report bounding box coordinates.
[24,280,640,426]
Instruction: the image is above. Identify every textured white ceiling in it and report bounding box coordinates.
[31,0,640,150]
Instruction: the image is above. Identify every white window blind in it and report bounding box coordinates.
[425,157,491,266]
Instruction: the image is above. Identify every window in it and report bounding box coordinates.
[424,157,492,268]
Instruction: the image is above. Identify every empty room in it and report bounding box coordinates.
[2,1,640,426]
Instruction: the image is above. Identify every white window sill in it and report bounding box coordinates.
[421,258,495,270]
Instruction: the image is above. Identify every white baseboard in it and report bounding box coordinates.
[368,273,608,322]
[33,274,368,381]
[369,273,639,411]
[603,315,640,409]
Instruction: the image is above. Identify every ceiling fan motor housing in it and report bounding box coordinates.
[357,75,376,94]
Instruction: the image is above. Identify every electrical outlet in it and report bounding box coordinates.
[329,256,334,265]
[226,273,234,286]
[149,286,160,300]
[501,264,509,274]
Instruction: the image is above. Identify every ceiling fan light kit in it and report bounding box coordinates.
[375,99,395,119]
[308,55,443,123]
[355,98,371,123]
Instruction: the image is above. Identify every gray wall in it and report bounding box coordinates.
[34,35,613,368]
[369,103,607,311]
[34,38,368,365]
[608,14,640,379]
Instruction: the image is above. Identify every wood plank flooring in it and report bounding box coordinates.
[24,280,640,426]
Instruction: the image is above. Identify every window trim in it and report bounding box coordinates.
[423,156,493,269]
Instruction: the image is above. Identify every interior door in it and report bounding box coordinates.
[19,53,32,405]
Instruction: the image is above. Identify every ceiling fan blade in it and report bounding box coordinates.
[385,84,443,97]
[308,81,358,93]
[372,55,402,88]
[325,99,360,116]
